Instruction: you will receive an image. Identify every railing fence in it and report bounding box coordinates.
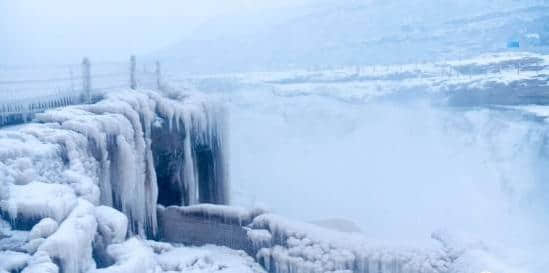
[0,56,164,127]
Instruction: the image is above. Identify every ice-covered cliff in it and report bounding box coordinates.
[0,88,229,272]
[0,84,538,273]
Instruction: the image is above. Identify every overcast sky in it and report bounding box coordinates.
[0,0,313,65]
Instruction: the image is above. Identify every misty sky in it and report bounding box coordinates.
[0,0,313,64]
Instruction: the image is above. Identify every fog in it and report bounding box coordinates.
[2,0,549,271]
[227,89,549,271]
[0,0,314,64]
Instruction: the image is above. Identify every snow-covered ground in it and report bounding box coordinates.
[175,51,549,105]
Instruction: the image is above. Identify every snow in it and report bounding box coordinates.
[249,213,449,273]
[1,182,77,225]
[164,204,265,226]
[21,251,59,273]
[91,238,157,273]
[23,238,45,255]
[90,238,266,273]
[37,199,98,273]
[154,244,265,273]
[246,229,272,249]
[0,250,30,272]
[505,105,549,119]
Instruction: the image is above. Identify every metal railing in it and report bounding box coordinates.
[0,56,164,127]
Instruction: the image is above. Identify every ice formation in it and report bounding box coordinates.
[28,218,59,241]
[1,88,227,237]
[158,204,523,273]
[0,79,538,273]
[0,88,230,272]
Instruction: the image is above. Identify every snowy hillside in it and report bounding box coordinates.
[154,0,549,72]
[173,51,549,105]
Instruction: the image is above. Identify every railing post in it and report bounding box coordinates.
[130,55,137,90]
[155,61,162,90]
[82,57,91,104]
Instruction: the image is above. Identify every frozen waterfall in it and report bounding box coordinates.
[0,88,228,239]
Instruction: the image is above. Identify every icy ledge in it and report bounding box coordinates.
[0,89,230,272]
[158,205,528,273]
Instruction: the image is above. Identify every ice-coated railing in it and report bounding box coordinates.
[0,57,163,127]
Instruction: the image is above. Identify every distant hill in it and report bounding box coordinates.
[152,0,549,73]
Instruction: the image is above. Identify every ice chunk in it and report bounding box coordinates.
[91,238,157,273]
[21,251,59,273]
[246,229,272,249]
[37,199,97,273]
[95,206,128,244]
[29,218,58,240]
[23,238,45,255]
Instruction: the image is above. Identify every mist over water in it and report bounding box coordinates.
[228,90,549,270]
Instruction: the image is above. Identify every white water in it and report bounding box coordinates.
[228,90,549,271]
